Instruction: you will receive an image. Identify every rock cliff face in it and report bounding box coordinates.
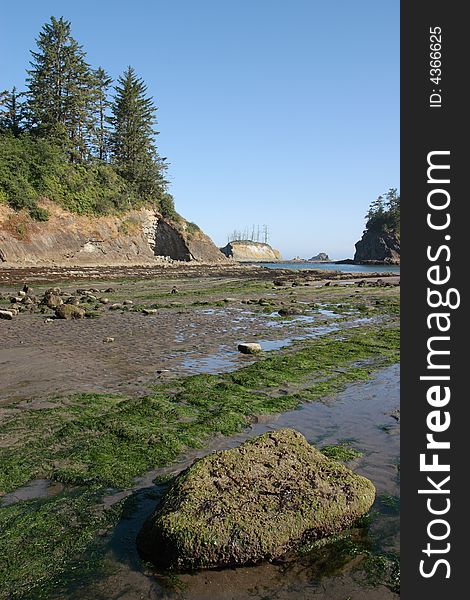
[220,240,281,261]
[353,230,400,264]
[0,202,226,265]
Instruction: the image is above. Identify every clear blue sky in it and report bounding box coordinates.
[0,0,399,259]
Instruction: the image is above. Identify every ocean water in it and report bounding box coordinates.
[252,261,400,274]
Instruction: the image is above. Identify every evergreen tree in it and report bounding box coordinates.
[0,87,25,135]
[90,67,113,161]
[110,66,166,201]
[364,189,400,235]
[26,16,94,160]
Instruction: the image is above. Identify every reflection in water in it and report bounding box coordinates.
[58,365,400,600]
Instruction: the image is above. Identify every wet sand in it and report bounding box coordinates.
[0,269,398,404]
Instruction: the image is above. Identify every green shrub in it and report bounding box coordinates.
[159,192,178,219]
[28,206,50,221]
[0,132,165,217]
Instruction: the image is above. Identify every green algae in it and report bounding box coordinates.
[0,322,399,598]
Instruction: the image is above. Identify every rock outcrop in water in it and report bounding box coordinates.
[220,240,281,261]
[353,230,400,264]
[309,252,330,261]
[0,202,226,266]
[137,429,376,569]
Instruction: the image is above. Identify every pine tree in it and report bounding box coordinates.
[0,87,25,135]
[110,66,166,201]
[89,67,113,161]
[364,190,400,235]
[26,16,94,160]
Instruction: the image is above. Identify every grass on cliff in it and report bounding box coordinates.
[0,323,399,599]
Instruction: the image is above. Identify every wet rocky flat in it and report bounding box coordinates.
[0,265,400,600]
[0,266,399,404]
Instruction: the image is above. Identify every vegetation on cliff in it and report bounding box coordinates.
[363,188,400,237]
[0,17,176,221]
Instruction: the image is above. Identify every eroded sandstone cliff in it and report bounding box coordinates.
[220,240,281,261]
[0,202,226,265]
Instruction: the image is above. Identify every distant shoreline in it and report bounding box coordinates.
[239,258,400,266]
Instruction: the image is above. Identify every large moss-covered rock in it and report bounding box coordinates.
[137,429,375,569]
[54,304,85,320]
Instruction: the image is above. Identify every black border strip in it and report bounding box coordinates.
[401,2,465,597]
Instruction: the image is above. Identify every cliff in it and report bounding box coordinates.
[0,201,226,266]
[353,230,400,264]
[219,240,282,261]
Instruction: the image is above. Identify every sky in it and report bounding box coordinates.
[0,0,399,259]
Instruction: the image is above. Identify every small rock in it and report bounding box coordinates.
[44,318,54,323]
[142,308,158,315]
[55,305,85,320]
[123,300,133,305]
[238,342,262,354]
[171,287,179,294]
[43,290,63,309]
[109,303,123,310]
[0,310,14,320]
[47,287,61,295]
[99,298,109,304]
[278,307,304,317]
[103,337,115,343]
[223,298,238,303]
[104,288,115,293]
[18,290,26,297]
[66,297,81,306]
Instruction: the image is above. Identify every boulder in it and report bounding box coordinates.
[238,342,262,354]
[137,429,375,570]
[55,305,85,320]
[278,307,304,317]
[43,290,63,309]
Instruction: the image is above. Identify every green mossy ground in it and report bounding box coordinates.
[0,317,399,599]
[320,442,363,462]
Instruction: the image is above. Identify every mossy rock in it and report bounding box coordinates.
[54,304,85,320]
[278,307,304,317]
[137,429,375,570]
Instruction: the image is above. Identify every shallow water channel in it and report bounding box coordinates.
[54,364,400,600]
